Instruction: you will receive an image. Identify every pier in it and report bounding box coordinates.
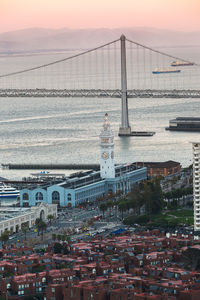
[1,163,100,170]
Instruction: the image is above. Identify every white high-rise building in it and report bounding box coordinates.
[100,113,115,179]
[192,142,200,231]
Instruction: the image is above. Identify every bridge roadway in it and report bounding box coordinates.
[1,88,200,98]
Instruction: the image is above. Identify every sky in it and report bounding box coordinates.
[1,0,200,33]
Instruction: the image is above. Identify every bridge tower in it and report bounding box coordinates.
[118,34,131,136]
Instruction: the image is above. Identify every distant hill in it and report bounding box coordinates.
[0,27,200,54]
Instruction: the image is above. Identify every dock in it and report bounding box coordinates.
[119,131,155,137]
[1,164,100,170]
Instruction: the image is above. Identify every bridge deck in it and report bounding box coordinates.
[0,89,200,98]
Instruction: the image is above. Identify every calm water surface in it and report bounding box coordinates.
[0,96,199,180]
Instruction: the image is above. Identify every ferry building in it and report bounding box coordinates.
[20,114,147,207]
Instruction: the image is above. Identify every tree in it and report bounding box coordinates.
[53,242,63,254]
[118,201,127,219]
[61,235,66,242]
[142,179,163,215]
[52,233,57,241]
[151,179,164,214]
[142,183,152,215]
[129,184,143,215]
[0,230,10,245]
[35,218,47,240]
[35,218,41,236]
[107,200,114,216]
[22,224,29,241]
[57,234,62,242]
[99,203,107,218]
[47,214,54,225]
[37,221,47,240]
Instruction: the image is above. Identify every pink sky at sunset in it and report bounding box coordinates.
[1,0,200,33]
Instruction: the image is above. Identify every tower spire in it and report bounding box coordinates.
[100,113,115,179]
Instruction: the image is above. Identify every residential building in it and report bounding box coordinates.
[192,142,200,231]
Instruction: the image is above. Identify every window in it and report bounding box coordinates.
[35,192,43,201]
[23,193,29,201]
[67,193,72,201]
[52,191,60,204]
[18,291,24,295]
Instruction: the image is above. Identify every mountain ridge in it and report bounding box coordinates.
[0,27,200,54]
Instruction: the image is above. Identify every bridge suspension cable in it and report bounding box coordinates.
[0,38,120,79]
[0,35,199,93]
[126,38,196,65]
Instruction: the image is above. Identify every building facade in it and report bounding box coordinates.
[135,160,181,178]
[0,203,57,234]
[192,143,200,231]
[20,114,147,208]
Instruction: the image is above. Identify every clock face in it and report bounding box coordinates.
[101,138,109,143]
[102,152,109,160]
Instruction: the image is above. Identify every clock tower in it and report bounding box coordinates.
[100,113,115,179]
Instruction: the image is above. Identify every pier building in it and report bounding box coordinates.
[0,203,57,235]
[20,114,147,207]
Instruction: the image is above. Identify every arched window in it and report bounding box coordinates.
[23,193,29,200]
[35,192,43,201]
[67,193,72,201]
[52,191,60,204]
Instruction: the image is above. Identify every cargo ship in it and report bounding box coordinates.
[171,61,194,67]
[166,117,200,131]
[152,68,181,74]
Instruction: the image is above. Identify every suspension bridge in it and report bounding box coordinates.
[0,34,200,135]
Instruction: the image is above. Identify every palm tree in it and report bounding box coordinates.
[107,200,113,216]
[99,203,107,218]
[118,201,127,220]
[22,224,29,241]
[61,235,66,242]
[35,218,41,236]
[37,220,47,241]
[52,233,57,241]
[57,234,62,242]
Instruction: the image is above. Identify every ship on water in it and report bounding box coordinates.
[152,68,181,74]
[166,117,200,132]
[0,183,20,205]
[171,61,194,67]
